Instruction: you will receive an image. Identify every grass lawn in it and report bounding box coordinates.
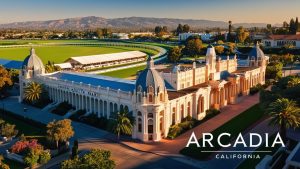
[3,158,26,169]
[0,45,157,64]
[0,110,45,136]
[180,104,265,160]
[0,39,100,45]
[100,65,146,78]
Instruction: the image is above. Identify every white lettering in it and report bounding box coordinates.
[186,132,200,147]
[218,133,231,147]
[233,133,247,147]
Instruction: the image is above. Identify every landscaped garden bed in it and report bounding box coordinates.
[51,101,74,116]
[167,109,221,139]
[0,110,73,168]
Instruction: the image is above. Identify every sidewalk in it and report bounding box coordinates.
[122,94,260,155]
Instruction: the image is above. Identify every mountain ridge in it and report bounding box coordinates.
[0,16,274,30]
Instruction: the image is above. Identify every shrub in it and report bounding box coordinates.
[167,125,183,139]
[52,101,73,116]
[38,150,51,164]
[10,139,42,155]
[71,140,79,160]
[81,114,108,129]
[205,108,221,118]
[0,123,18,138]
[250,84,264,95]
[167,116,198,139]
[24,149,40,168]
[69,110,86,121]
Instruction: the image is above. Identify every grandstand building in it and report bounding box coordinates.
[19,44,268,142]
[65,51,147,69]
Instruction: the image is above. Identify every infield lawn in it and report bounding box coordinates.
[0,45,157,64]
[100,65,146,78]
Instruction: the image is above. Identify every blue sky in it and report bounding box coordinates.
[0,0,299,24]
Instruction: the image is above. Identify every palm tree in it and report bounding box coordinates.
[112,109,134,140]
[287,77,300,88]
[267,98,300,144]
[24,82,43,103]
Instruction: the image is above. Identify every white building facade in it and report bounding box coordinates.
[262,34,300,48]
[20,45,268,142]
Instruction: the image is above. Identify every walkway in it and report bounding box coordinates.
[123,94,260,155]
[1,98,198,169]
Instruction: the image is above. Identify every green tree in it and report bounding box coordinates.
[183,24,190,33]
[0,155,10,169]
[24,149,40,168]
[168,46,182,63]
[71,140,79,160]
[287,76,300,88]
[154,26,162,36]
[266,62,283,80]
[24,82,43,103]
[289,18,296,34]
[1,123,18,139]
[176,24,184,35]
[38,150,51,164]
[217,40,224,45]
[0,66,13,95]
[46,119,74,149]
[214,45,224,55]
[236,26,249,43]
[61,149,115,169]
[267,98,300,143]
[111,109,134,140]
[184,37,203,58]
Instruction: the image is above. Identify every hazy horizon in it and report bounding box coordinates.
[0,0,299,24]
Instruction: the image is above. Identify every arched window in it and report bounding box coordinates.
[120,105,124,112]
[160,93,163,102]
[148,94,153,103]
[114,103,118,112]
[187,102,191,116]
[148,113,153,118]
[148,119,153,134]
[124,106,129,112]
[137,111,142,116]
[181,104,184,120]
[138,118,142,132]
[137,85,142,103]
[160,117,163,131]
[137,85,142,92]
[148,86,154,93]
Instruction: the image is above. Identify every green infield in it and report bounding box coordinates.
[0,39,100,45]
[100,65,146,78]
[0,45,157,64]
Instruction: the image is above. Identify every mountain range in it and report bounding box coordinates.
[0,16,274,31]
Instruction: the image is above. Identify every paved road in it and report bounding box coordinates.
[1,98,199,169]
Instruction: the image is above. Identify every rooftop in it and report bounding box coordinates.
[0,59,23,69]
[68,51,147,65]
[168,82,209,100]
[266,34,300,41]
[233,67,259,73]
[45,72,135,92]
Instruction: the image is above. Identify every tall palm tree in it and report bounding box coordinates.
[24,82,43,103]
[112,109,134,140]
[267,98,300,144]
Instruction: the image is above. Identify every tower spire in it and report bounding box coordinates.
[147,56,154,69]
